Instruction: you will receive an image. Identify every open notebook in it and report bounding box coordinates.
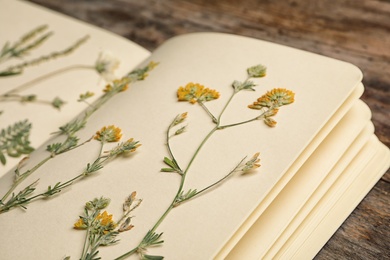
[0,1,389,259]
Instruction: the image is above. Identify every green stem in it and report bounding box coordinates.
[219,116,261,129]
[166,121,182,173]
[0,172,85,213]
[184,126,217,173]
[80,226,91,260]
[0,94,60,106]
[2,64,94,96]
[114,247,139,260]
[218,106,271,129]
[198,101,217,123]
[217,90,237,123]
[1,140,104,212]
[178,157,246,205]
[1,155,51,202]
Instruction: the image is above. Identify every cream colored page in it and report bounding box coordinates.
[217,82,364,257]
[284,137,390,259]
[225,101,373,259]
[263,123,375,259]
[0,0,150,174]
[0,33,362,259]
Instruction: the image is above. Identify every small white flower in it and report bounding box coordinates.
[95,51,120,82]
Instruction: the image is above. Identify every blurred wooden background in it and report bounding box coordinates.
[27,0,390,259]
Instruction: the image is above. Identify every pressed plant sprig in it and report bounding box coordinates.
[0,125,141,213]
[0,31,89,76]
[0,62,158,209]
[0,120,34,165]
[0,93,67,110]
[0,25,52,64]
[0,33,90,110]
[1,50,120,102]
[0,46,123,113]
[115,64,294,259]
[67,194,142,260]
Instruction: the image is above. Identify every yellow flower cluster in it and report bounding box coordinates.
[103,78,129,93]
[249,88,295,109]
[74,218,87,229]
[96,211,117,229]
[94,125,122,142]
[73,211,117,233]
[248,88,295,127]
[177,82,220,104]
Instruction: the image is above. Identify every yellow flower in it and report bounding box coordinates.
[74,218,87,229]
[78,91,94,102]
[103,78,129,93]
[249,88,295,109]
[94,125,122,142]
[147,61,159,70]
[96,211,116,228]
[177,82,220,104]
[103,84,113,93]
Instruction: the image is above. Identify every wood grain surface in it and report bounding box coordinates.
[26,0,390,259]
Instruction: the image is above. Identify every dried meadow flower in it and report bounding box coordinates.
[95,51,120,82]
[173,112,188,126]
[94,125,122,142]
[249,88,295,109]
[177,82,220,104]
[247,64,267,78]
[242,152,261,173]
[74,218,87,229]
[96,211,117,230]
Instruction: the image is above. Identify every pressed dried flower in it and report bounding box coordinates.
[264,108,279,117]
[147,61,159,70]
[123,191,137,211]
[177,82,220,104]
[127,61,159,81]
[232,80,257,92]
[103,82,127,93]
[119,217,134,232]
[95,51,120,82]
[103,84,113,93]
[86,197,111,210]
[74,218,87,229]
[248,88,295,109]
[174,125,187,135]
[124,138,141,152]
[78,91,94,101]
[247,64,267,78]
[242,152,261,173]
[108,138,141,156]
[264,117,277,127]
[173,112,188,126]
[94,125,122,142]
[96,211,117,229]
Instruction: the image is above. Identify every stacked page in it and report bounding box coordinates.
[1,1,389,259]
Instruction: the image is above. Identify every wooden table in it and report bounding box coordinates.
[27,0,390,259]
